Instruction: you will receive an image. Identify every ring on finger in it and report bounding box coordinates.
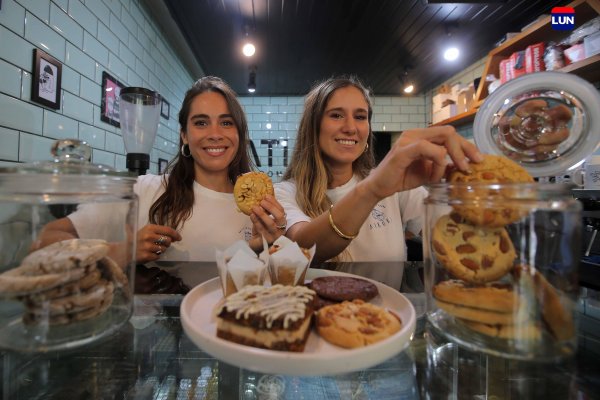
[154,235,167,246]
[276,222,287,230]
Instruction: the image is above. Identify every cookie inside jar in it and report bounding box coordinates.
[425,178,581,360]
[0,139,137,352]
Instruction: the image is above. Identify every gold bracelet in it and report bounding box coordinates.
[328,204,358,240]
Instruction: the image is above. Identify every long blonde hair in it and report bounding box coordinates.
[283,76,375,219]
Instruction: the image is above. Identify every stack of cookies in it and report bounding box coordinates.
[0,239,129,326]
[431,154,574,343]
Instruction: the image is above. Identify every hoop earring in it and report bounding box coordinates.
[363,142,369,153]
[181,143,191,158]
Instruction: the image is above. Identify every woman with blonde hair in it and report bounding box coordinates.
[276,76,482,264]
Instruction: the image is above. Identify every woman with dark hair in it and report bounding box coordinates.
[38,76,287,264]
[276,76,482,264]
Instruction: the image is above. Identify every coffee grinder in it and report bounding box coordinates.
[119,87,161,175]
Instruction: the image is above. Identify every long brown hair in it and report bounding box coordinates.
[149,76,253,229]
[283,76,375,219]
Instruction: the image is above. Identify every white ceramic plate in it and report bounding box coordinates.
[180,269,416,376]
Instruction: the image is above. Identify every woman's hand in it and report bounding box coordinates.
[248,194,287,251]
[136,224,182,263]
[361,126,483,201]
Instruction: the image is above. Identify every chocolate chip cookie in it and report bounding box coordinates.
[432,279,518,313]
[446,154,534,227]
[316,299,401,348]
[462,320,542,340]
[513,264,575,341]
[432,213,516,283]
[447,154,533,184]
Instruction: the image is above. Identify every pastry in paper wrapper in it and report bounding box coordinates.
[216,239,269,297]
[268,237,315,286]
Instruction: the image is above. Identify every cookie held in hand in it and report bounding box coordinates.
[234,172,274,215]
[446,154,533,184]
[446,154,534,227]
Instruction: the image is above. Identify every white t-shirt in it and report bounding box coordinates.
[275,176,427,262]
[68,174,253,262]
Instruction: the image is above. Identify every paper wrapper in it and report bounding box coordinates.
[268,236,315,286]
[216,238,269,297]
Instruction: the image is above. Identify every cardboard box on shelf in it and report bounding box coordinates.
[525,42,546,72]
[584,31,600,58]
[510,51,527,78]
[499,58,512,83]
[451,84,463,97]
[456,87,475,113]
[564,43,586,64]
[432,104,457,124]
[432,93,454,112]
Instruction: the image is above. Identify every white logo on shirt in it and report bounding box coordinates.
[241,226,253,241]
[369,204,391,230]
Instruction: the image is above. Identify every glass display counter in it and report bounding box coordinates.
[1,262,598,399]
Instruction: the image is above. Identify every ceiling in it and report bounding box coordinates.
[156,0,563,96]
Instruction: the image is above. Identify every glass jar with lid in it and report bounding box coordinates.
[423,72,600,360]
[0,139,138,352]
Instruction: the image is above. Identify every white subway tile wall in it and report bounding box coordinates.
[242,94,428,182]
[0,0,194,174]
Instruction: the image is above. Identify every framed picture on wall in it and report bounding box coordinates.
[161,98,170,119]
[100,71,125,127]
[158,158,169,174]
[31,49,62,110]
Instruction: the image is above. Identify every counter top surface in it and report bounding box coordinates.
[1,261,599,399]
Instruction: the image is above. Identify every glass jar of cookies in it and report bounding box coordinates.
[424,181,581,360]
[0,139,137,352]
[424,72,600,360]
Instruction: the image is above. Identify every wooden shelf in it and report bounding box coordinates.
[475,0,600,103]
[559,54,600,81]
[431,0,600,128]
[430,100,483,127]
[431,108,477,127]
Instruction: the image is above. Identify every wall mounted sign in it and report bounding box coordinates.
[31,49,62,110]
[100,71,125,127]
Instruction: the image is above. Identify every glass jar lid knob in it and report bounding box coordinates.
[51,139,92,163]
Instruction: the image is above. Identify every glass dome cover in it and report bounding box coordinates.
[0,139,135,196]
[473,72,600,177]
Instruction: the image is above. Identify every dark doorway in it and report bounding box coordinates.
[372,132,392,165]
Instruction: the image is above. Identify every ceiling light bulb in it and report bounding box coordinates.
[248,87,256,93]
[403,84,414,94]
[242,43,256,57]
[443,47,460,61]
